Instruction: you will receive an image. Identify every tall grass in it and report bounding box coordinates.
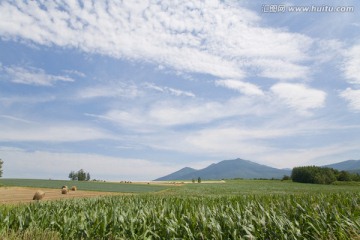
[0,193,359,239]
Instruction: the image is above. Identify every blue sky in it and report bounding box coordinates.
[0,0,359,180]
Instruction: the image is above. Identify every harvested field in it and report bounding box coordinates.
[0,187,123,204]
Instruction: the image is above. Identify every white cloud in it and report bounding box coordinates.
[145,83,195,97]
[252,59,309,80]
[2,65,74,86]
[0,0,311,80]
[339,43,360,111]
[96,96,271,130]
[215,79,264,96]
[340,88,360,111]
[270,83,326,114]
[343,45,360,84]
[63,70,86,78]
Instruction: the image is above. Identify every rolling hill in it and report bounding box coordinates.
[155,158,291,181]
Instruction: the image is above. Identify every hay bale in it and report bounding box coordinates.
[71,186,77,191]
[61,188,68,194]
[33,190,45,200]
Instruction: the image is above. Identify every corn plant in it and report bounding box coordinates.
[0,193,359,239]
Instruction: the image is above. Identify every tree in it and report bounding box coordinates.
[0,159,3,177]
[68,169,91,181]
[77,169,86,181]
[337,170,351,181]
[68,171,77,180]
[197,177,202,183]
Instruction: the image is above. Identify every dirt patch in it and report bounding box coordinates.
[0,187,124,204]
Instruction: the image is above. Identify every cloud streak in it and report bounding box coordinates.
[215,79,264,96]
[2,65,74,86]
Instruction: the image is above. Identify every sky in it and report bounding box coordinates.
[0,0,359,181]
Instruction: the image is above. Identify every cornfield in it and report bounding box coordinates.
[0,193,359,239]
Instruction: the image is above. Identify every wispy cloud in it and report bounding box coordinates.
[0,1,312,80]
[145,83,195,97]
[1,65,74,86]
[78,84,140,99]
[270,83,326,114]
[343,44,360,84]
[215,79,264,96]
[340,88,360,111]
[63,69,86,78]
[0,114,33,124]
[0,95,56,106]
[0,120,114,142]
[251,59,309,80]
[93,95,271,131]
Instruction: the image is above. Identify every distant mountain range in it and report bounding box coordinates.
[154,158,360,181]
[325,160,360,174]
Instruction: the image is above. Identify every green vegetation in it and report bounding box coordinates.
[0,179,169,193]
[0,159,3,177]
[0,192,359,239]
[291,166,360,184]
[68,169,90,181]
[1,179,360,239]
[164,179,360,196]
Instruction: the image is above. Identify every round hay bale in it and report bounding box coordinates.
[61,188,68,194]
[71,186,77,191]
[33,190,45,200]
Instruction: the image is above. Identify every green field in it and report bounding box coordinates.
[0,178,170,193]
[0,179,360,239]
[164,179,360,196]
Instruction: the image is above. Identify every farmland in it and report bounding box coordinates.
[0,179,359,239]
[0,179,170,193]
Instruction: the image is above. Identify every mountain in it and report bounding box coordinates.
[156,167,197,181]
[324,160,360,174]
[155,159,360,181]
[154,158,291,181]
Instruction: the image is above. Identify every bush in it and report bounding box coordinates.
[281,175,291,181]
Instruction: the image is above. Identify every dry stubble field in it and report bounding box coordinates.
[0,187,121,204]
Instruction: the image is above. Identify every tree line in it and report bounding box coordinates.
[290,166,360,184]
